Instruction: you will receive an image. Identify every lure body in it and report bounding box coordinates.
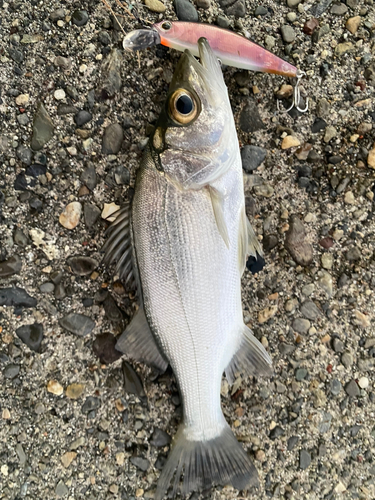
[153,21,297,77]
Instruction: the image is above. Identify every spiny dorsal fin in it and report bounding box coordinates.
[225,324,273,385]
[208,185,229,248]
[238,206,263,274]
[102,202,135,287]
[116,306,168,372]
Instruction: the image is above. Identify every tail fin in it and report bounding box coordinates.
[154,424,259,500]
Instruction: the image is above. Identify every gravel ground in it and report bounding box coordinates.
[1,0,375,499]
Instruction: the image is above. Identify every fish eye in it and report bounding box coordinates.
[161,21,172,31]
[168,89,199,125]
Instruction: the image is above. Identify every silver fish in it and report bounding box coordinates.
[103,38,272,498]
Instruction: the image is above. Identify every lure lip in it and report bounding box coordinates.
[122,28,161,52]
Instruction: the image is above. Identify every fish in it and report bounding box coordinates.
[123,20,297,78]
[103,38,273,498]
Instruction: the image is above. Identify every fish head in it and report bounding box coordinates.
[151,38,238,190]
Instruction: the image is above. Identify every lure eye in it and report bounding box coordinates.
[161,21,172,31]
[169,89,199,125]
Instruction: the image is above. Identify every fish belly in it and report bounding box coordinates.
[133,160,244,440]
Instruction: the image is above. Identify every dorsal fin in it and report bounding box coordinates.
[102,203,135,287]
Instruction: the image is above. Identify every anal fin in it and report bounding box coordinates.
[225,324,273,385]
[116,307,168,372]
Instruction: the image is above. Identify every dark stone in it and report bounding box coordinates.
[287,436,299,450]
[4,363,20,379]
[25,164,47,177]
[80,166,97,190]
[74,110,92,127]
[311,118,327,133]
[255,5,268,15]
[50,8,65,22]
[72,10,89,26]
[269,426,284,439]
[0,287,37,308]
[122,361,147,403]
[9,48,24,64]
[102,123,123,155]
[241,145,267,172]
[67,256,98,276]
[101,49,122,99]
[303,18,319,35]
[174,0,198,21]
[263,234,278,252]
[81,396,100,413]
[330,378,342,395]
[59,313,95,336]
[298,165,312,178]
[300,450,311,470]
[338,273,349,288]
[346,247,361,261]
[84,203,101,228]
[328,155,342,164]
[218,0,245,17]
[16,323,43,352]
[150,428,171,447]
[103,295,123,324]
[14,228,29,247]
[0,255,22,278]
[300,300,321,320]
[105,165,130,187]
[93,332,122,364]
[57,104,79,115]
[16,145,32,165]
[98,31,111,46]
[216,15,230,29]
[295,368,308,380]
[130,456,150,472]
[345,379,360,397]
[31,102,54,151]
[332,337,344,353]
[239,101,265,133]
[246,254,265,275]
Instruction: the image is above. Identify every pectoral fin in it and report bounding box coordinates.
[238,206,263,274]
[208,186,229,248]
[225,324,273,385]
[116,307,168,372]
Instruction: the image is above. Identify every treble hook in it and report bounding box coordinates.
[277,70,309,114]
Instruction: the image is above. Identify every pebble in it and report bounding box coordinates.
[196,0,210,7]
[367,146,375,169]
[353,310,370,328]
[93,332,122,365]
[61,451,77,468]
[81,396,100,414]
[281,136,300,149]
[122,361,147,402]
[66,383,84,399]
[84,203,101,228]
[292,318,310,334]
[59,202,82,230]
[130,456,150,472]
[54,89,66,100]
[299,450,311,470]
[55,481,68,498]
[101,49,122,99]
[358,377,369,389]
[31,103,54,151]
[284,216,313,266]
[0,255,22,278]
[239,101,264,133]
[253,184,274,198]
[15,323,43,352]
[47,380,64,396]
[300,300,321,320]
[174,0,198,21]
[344,191,355,204]
[105,165,130,187]
[150,428,171,447]
[70,437,85,450]
[67,256,98,276]
[241,146,267,172]
[341,351,353,368]
[330,379,342,396]
[101,202,120,221]
[72,10,89,26]
[321,253,333,270]
[217,0,245,17]
[54,56,71,70]
[346,246,361,262]
[15,94,29,106]
[50,8,65,22]
[0,287,37,308]
[263,234,278,252]
[80,166,97,190]
[317,270,333,297]
[258,305,278,323]
[304,18,319,35]
[281,25,296,43]
[295,368,308,381]
[40,282,54,293]
[346,16,361,34]
[74,110,92,127]
[59,313,95,336]
[331,2,348,15]
[332,337,344,353]
[4,364,20,379]
[318,411,332,433]
[145,0,166,12]
[345,379,360,397]
[335,42,354,57]
[102,123,124,154]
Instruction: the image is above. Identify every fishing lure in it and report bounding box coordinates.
[123,20,308,112]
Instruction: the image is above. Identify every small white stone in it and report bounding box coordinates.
[79,64,87,73]
[281,135,301,149]
[334,482,346,493]
[47,380,64,395]
[101,202,120,221]
[57,20,64,27]
[15,93,29,106]
[358,377,369,389]
[344,191,355,204]
[59,202,82,229]
[54,89,66,100]
[66,146,77,156]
